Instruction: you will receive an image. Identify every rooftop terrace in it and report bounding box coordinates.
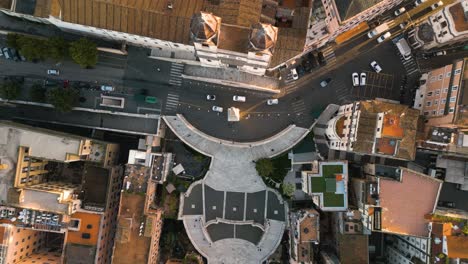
[306,162,348,210]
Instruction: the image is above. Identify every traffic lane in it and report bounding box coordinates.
[124,46,173,84]
[418,50,468,71]
[438,182,468,211]
[0,53,125,86]
[179,104,294,142]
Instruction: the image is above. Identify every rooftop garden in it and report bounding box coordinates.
[322,164,343,178]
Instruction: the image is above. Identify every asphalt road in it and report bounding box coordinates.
[0,3,462,141]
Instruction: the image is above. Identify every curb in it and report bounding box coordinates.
[181,75,280,94]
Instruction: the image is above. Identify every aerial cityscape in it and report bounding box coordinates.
[0,0,467,263]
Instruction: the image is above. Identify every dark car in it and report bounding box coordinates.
[9,48,20,61]
[438,201,456,208]
[317,52,326,65]
[296,65,306,77]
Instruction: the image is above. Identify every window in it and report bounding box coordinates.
[440,109,445,114]
[430,76,436,82]
[452,85,458,91]
[427,92,433,97]
[450,96,456,102]
[438,74,443,80]
[455,69,461,75]
[435,89,440,95]
[449,107,455,113]
[441,98,446,104]
[426,101,432,106]
[446,72,451,77]
[424,111,429,116]
[434,100,438,105]
[432,110,437,115]
[444,88,448,93]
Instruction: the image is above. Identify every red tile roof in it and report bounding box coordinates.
[379,169,442,237]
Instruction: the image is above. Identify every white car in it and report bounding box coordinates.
[47,69,60,75]
[377,32,391,43]
[435,50,447,56]
[212,106,223,112]
[394,7,406,16]
[290,68,299,80]
[233,95,246,102]
[415,0,426,6]
[320,78,332,87]
[370,61,382,73]
[431,0,443,9]
[400,22,409,29]
[360,73,367,86]
[267,99,278,105]
[206,95,216,101]
[101,85,114,92]
[352,73,360,87]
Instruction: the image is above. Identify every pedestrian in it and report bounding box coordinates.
[157,68,161,72]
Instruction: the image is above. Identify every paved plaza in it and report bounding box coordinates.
[164,115,310,264]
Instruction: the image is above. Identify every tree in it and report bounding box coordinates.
[282,183,295,198]
[6,33,20,49]
[69,38,98,68]
[30,84,46,102]
[17,37,48,61]
[0,82,20,100]
[47,36,68,61]
[255,158,274,178]
[47,87,78,112]
[462,224,468,235]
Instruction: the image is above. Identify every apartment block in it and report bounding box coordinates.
[290,209,320,263]
[354,167,442,237]
[112,163,163,264]
[385,234,431,264]
[302,161,348,211]
[0,121,123,264]
[408,0,468,51]
[324,100,420,160]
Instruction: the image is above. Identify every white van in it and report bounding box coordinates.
[233,95,246,102]
[396,39,412,60]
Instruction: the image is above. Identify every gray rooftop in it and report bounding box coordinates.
[10,104,159,135]
[205,185,225,222]
[245,191,266,225]
[225,192,245,221]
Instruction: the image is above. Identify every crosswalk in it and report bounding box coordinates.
[334,80,350,103]
[164,92,180,113]
[168,63,184,86]
[291,98,306,115]
[321,46,336,67]
[400,55,419,76]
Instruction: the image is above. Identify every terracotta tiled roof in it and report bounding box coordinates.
[379,169,442,237]
[447,236,468,258]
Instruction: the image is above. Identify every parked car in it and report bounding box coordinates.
[0,48,3,57]
[290,68,299,80]
[438,201,455,208]
[47,69,60,75]
[233,95,246,102]
[2,48,12,60]
[101,85,114,92]
[212,106,223,112]
[44,79,59,87]
[415,0,426,6]
[10,48,19,61]
[206,94,216,101]
[320,78,332,87]
[400,22,409,29]
[360,72,367,86]
[63,80,70,88]
[435,50,447,56]
[370,61,382,73]
[377,32,391,43]
[394,7,406,16]
[267,99,278,105]
[431,0,443,9]
[352,73,360,87]
[296,65,306,77]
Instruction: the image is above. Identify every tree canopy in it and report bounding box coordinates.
[0,82,20,100]
[69,38,98,68]
[47,88,79,112]
[30,84,47,102]
[255,158,275,178]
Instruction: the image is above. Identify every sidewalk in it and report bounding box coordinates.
[184,64,280,93]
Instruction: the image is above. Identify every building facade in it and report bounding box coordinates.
[408,0,468,51]
[324,100,420,160]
